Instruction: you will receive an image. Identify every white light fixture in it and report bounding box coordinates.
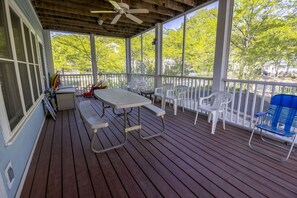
[98,19,104,25]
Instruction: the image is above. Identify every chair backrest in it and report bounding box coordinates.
[267,94,297,132]
[162,83,174,93]
[174,85,188,97]
[209,92,232,110]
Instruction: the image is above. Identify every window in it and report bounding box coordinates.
[184,2,218,77]
[18,63,33,110]
[131,35,141,74]
[131,28,156,74]
[0,0,12,59]
[51,32,91,74]
[0,61,23,130]
[142,29,155,75]
[10,8,33,110]
[24,25,33,63]
[228,0,297,81]
[10,8,25,62]
[162,16,184,76]
[0,0,44,143]
[95,36,126,73]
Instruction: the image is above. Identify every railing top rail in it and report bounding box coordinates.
[129,73,155,77]
[99,73,127,75]
[161,75,213,80]
[224,78,297,87]
[60,74,93,76]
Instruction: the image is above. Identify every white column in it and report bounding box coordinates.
[43,30,54,76]
[90,34,97,83]
[212,0,234,92]
[126,38,131,82]
[155,23,163,88]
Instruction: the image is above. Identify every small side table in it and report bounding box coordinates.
[140,90,154,100]
[56,87,76,110]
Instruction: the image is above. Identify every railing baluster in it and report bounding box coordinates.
[236,82,243,125]
[250,84,258,128]
[259,84,266,113]
[230,82,236,122]
[243,83,250,127]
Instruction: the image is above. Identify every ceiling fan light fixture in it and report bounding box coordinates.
[97,19,103,25]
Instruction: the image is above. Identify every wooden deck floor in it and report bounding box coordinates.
[21,96,297,198]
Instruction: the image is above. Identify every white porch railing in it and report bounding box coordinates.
[98,73,127,89]
[224,79,297,129]
[59,73,297,131]
[60,74,93,94]
[162,75,213,111]
[129,73,155,90]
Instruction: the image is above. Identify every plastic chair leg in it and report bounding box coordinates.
[194,111,198,125]
[174,100,177,115]
[222,111,226,130]
[211,112,218,134]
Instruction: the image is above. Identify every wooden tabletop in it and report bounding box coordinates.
[94,88,151,109]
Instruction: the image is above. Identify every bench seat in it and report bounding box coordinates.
[79,101,108,130]
[141,104,166,139]
[79,100,126,153]
[143,104,165,117]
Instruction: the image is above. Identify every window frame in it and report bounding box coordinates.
[160,0,218,77]
[0,0,44,145]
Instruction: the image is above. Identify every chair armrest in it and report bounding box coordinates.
[177,91,186,99]
[155,87,163,94]
[255,112,267,117]
[166,89,175,97]
[199,95,212,106]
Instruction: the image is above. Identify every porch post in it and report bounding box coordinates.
[212,0,234,92]
[155,23,162,88]
[126,38,131,83]
[90,34,97,83]
[43,30,54,77]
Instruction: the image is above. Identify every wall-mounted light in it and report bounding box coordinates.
[152,38,157,45]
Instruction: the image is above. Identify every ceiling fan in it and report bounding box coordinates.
[90,0,149,25]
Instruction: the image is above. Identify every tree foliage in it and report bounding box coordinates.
[50,0,297,81]
[229,0,297,80]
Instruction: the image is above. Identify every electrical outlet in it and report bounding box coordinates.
[4,161,14,189]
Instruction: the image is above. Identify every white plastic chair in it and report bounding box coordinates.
[194,92,232,134]
[153,84,174,109]
[165,85,188,115]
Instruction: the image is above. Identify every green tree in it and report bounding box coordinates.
[229,0,297,80]
[51,33,91,73]
[95,36,126,73]
[184,7,218,77]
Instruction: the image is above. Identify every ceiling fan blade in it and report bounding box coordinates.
[126,14,143,24]
[90,10,116,13]
[127,9,149,14]
[111,14,122,24]
[109,0,121,10]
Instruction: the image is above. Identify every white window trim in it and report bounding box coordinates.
[0,0,45,145]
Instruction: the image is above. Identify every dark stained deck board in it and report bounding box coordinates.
[72,110,112,198]
[68,110,95,197]
[28,117,55,198]
[21,96,297,198]
[161,109,297,197]
[46,111,63,197]
[20,119,49,198]
[62,111,79,198]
